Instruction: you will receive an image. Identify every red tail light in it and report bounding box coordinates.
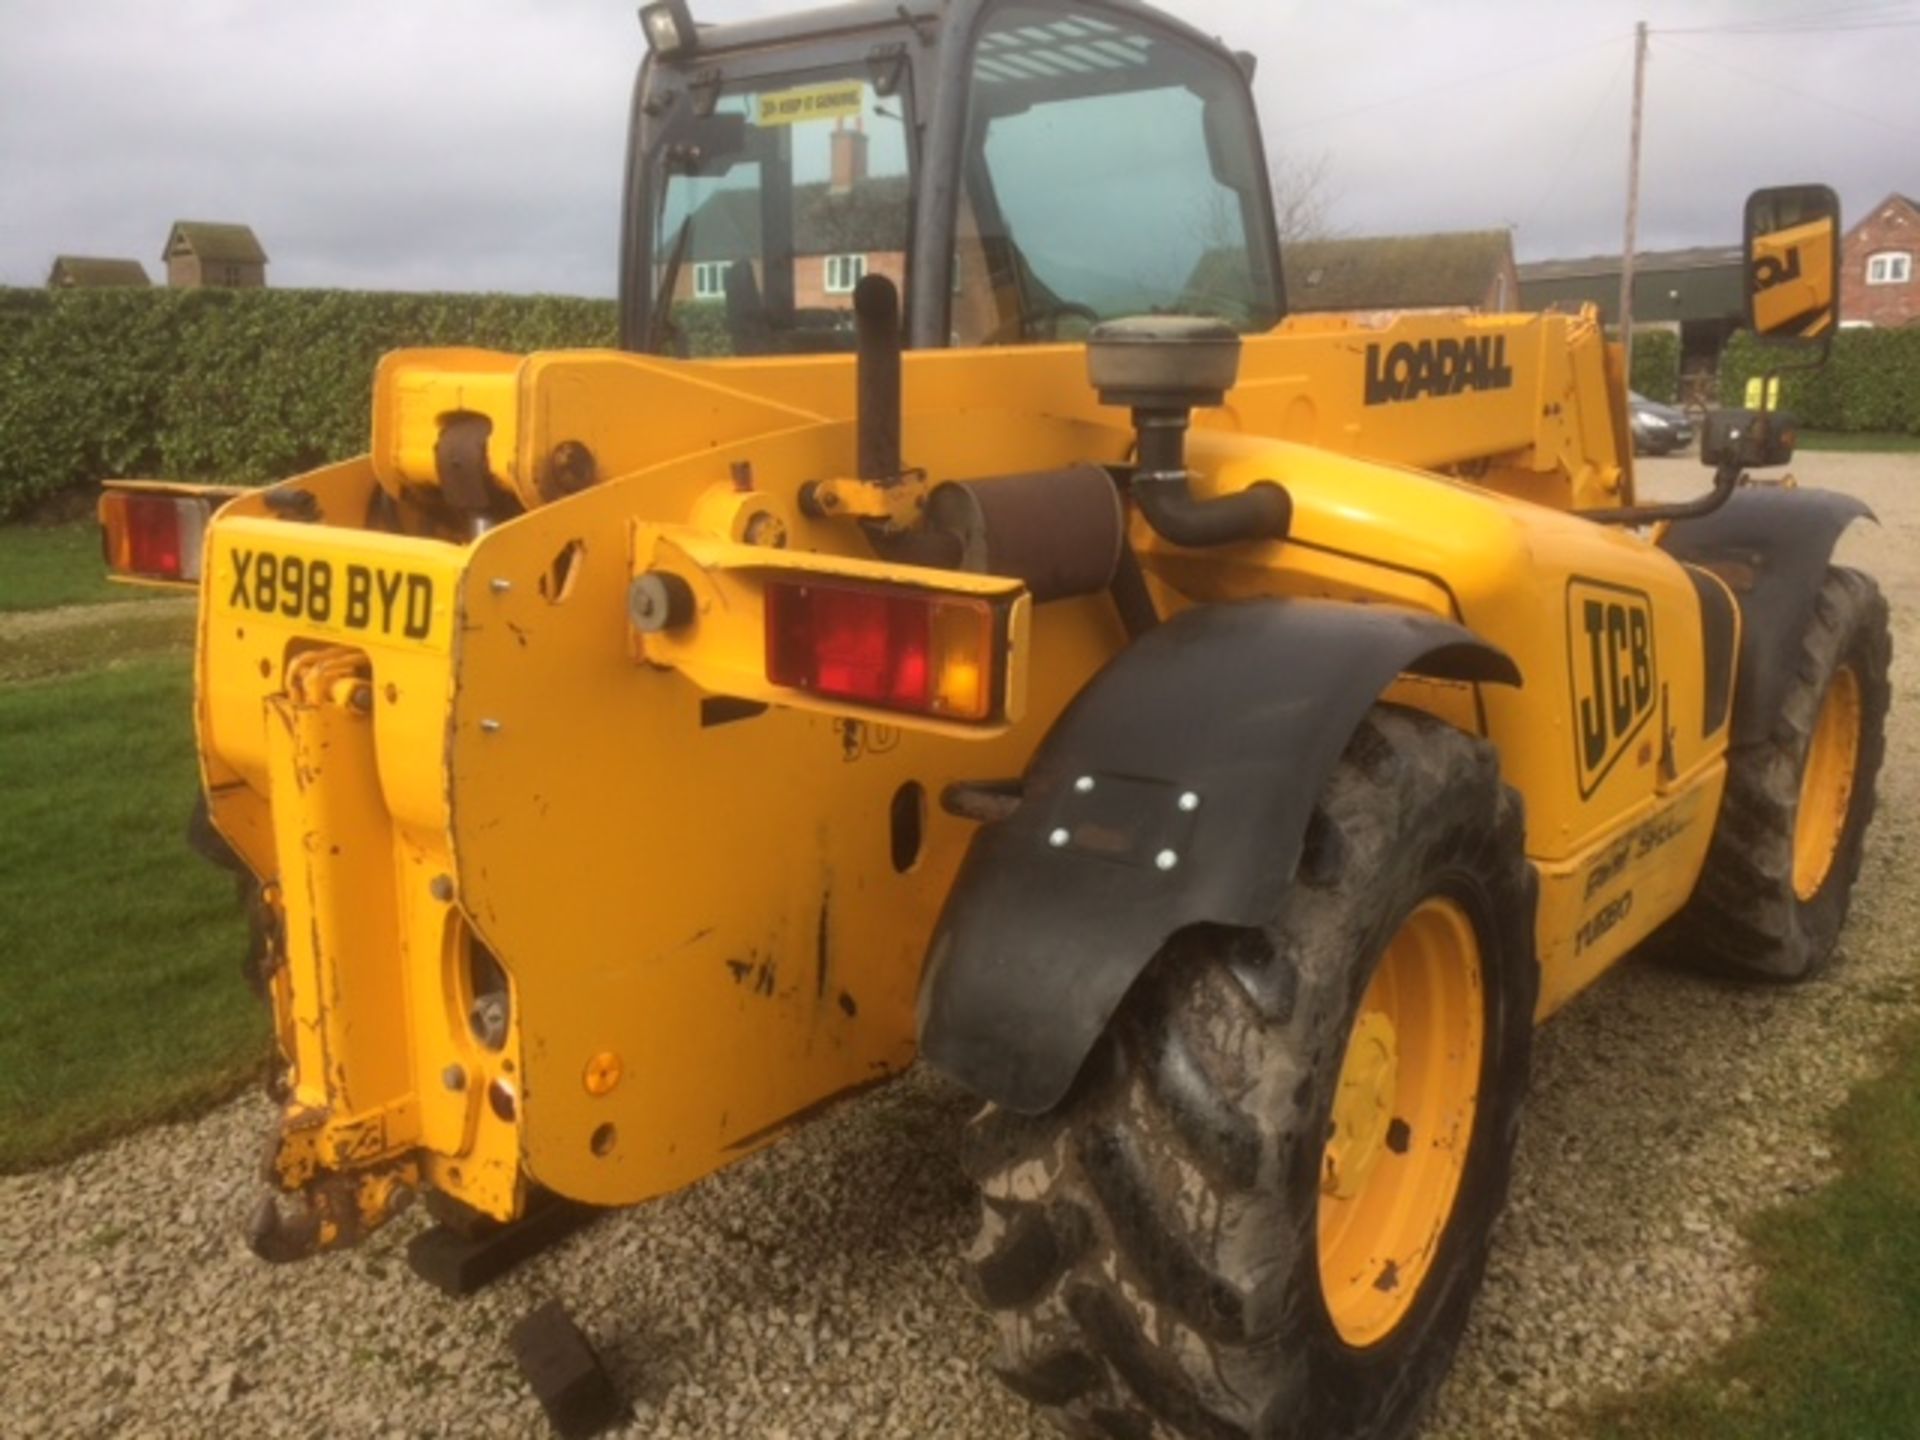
[99,491,213,583]
[765,580,999,722]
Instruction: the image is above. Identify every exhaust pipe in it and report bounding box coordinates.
[854,275,903,483]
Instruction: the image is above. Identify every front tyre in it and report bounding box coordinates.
[963,707,1538,1440]
[1662,566,1890,981]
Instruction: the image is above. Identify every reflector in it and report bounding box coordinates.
[765,581,997,722]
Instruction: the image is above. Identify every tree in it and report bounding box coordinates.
[1270,149,1339,244]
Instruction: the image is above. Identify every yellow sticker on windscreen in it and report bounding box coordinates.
[755,81,866,127]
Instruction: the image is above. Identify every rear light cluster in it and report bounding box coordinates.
[99,492,215,583]
[765,579,1000,722]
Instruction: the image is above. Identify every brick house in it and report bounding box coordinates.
[672,125,907,312]
[1839,192,1919,327]
[46,256,150,288]
[1282,230,1521,319]
[163,221,268,289]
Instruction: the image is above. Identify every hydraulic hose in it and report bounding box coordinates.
[1130,409,1292,547]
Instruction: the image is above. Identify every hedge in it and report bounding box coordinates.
[1626,328,1679,404]
[0,288,621,520]
[1717,327,1920,435]
[10,284,1910,520]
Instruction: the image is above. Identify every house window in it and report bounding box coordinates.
[824,253,866,295]
[1866,251,1912,285]
[692,261,728,300]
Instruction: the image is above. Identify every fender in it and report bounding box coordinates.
[916,599,1520,1115]
[1659,486,1875,746]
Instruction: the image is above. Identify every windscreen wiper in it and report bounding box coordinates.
[646,216,694,356]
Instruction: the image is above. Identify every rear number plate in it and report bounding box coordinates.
[228,547,434,639]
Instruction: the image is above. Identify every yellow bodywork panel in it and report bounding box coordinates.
[438,409,1126,1207]
[189,304,1728,1233]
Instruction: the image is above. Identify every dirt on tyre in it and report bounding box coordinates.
[1661,565,1890,981]
[962,706,1539,1440]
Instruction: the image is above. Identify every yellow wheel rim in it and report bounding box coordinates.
[1793,665,1862,902]
[1317,896,1484,1349]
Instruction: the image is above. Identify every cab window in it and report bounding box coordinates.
[951,5,1280,345]
[651,75,912,357]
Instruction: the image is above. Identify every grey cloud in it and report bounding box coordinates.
[3,0,1915,293]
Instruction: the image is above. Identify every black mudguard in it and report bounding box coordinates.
[1659,486,1875,746]
[916,599,1520,1115]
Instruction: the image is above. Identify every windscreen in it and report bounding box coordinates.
[650,74,913,358]
[951,6,1280,345]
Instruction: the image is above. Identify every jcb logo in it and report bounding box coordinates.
[1752,246,1802,292]
[1567,580,1657,797]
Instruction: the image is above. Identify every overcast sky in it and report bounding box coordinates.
[2,0,1916,295]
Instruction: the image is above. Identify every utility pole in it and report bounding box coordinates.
[1618,21,1649,372]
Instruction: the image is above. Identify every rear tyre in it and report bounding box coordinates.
[1662,566,1890,981]
[963,707,1538,1440]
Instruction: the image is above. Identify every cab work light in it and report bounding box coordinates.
[99,491,214,583]
[638,0,697,56]
[765,580,1000,722]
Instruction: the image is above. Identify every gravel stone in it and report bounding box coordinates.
[1,452,1912,1439]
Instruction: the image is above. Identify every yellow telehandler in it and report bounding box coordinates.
[101,2,1884,1435]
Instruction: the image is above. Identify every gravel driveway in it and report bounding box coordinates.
[2,451,1914,1440]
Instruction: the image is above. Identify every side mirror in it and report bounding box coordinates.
[1200,94,1260,194]
[1743,184,1840,348]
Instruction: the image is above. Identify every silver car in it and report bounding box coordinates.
[1629,390,1695,455]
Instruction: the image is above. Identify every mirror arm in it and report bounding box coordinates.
[1578,459,1743,529]
[1755,342,1831,419]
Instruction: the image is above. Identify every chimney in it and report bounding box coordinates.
[830,119,868,195]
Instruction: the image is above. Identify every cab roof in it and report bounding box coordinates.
[688,0,941,55]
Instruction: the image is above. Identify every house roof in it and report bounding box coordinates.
[1283,230,1513,311]
[681,176,911,263]
[1516,245,1741,283]
[1518,246,1744,325]
[163,221,268,265]
[1844,191,1920,242]
[47,256,151,287]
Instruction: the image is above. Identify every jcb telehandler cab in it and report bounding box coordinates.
[102,2,1886,1436]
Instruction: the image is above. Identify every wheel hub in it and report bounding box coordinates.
[1323,1011,1398,1202]
[1316,895,1485,1349]
[1793,664,1862,901]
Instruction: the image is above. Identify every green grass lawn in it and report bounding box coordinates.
[1796,431,1920,453]
[0,658,266,1171]
[0,520,174,612]
[1593,1021,1920,1439]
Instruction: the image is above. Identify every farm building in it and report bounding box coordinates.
[163,221,268,289]
[46,256,150,288]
